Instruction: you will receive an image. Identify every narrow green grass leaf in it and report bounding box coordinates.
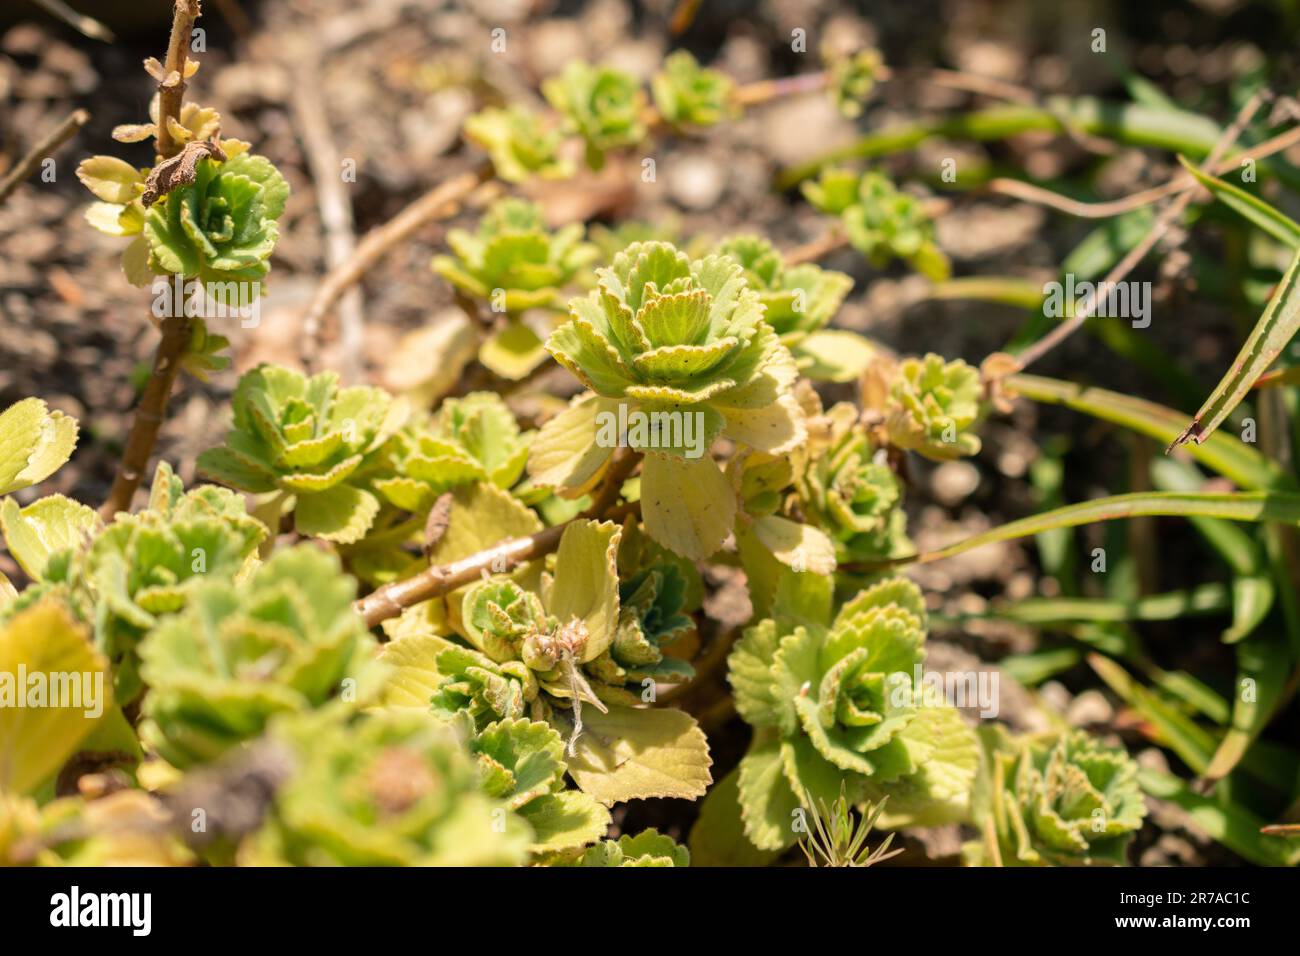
[1179,155,1300,249]
[1204,635,1291,782]
[936,583,1230,626]
[1171,244,1300,450]
[879,491,1300,569]
[1011,374,1285,490]
[1137,768,1300,866]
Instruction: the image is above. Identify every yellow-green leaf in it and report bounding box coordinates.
[0,398,79,495]
[563,704,712,805]
[0,602,111,796]
[75,155,143,204]
[641,452,736,561]
[547,520,621,663]
[527,393,618,495]
[293,484,380,544]
[517,791,611,853]
[479,320,549,381]
[0,495,101,580]
[751,514,836,575]
[795,329,879,383]
[376,631,459,709]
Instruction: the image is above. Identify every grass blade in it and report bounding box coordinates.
[1178,155,1300,249]
[871,491,1300,569]
[1171,243,1300,450]
[1010,373,1287,490]
[1138,768,1300,866]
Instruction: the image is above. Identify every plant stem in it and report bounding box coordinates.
[1011,90,1269,374]
[354,450,642,628]
[299,163,493,371]
[776,95,1300,191]
[987,124,1300,219]
[0,109,89,206]
[99,1,202,518]
[156,1,201,160]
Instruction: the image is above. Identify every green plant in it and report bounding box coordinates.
[245,710,531,866]
[799,786,900,867]
[137,545,381,768]
[543,61,648,169]
[197,364,407,543]
[803,168,950,280]
[9,3,1300,876]
[795,401,911,563]
[876,353,985,460]
[966,728,1147,867]
[652,50,737,128]
[713,576,978,857]
[712,234,875,382]
[463,107,572,184]
[531,241,805,559]
[432,198,597,379]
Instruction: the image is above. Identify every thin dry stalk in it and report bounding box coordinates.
[354,450,641,628]
[100,1,203,518]
[0,109,89,205]
[1010,90,1271,374]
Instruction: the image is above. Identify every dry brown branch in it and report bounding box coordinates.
[0,108,89,206]
[355,449,642,628]
[1009,90,1271,375]
[299,162,493,371]
[987,124,1300,218]
[100,2,204,518]
[156,2,202,159]
[291,47,365,383]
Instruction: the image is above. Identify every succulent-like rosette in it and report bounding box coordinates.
[375,392,531,514]
[802,169,949,281]
[712,234,850,341]
[796,402,911,562]
[454,521,631,714]
[652,50,736,128]
[584,562,696,688]
[468,716,611,855]
[463,106,572,183]
[137,546,382,768]
[722,577,977,853]
[380,518,712,805]
[975,729,1147,867]
[197,364,407,543]
[245,710,530,866]
[534,241,806,559]
[882,353,983,460]
[543,61,648,169]
[824,47,883,118]
[432,199,596,314]
[89,463,265,701]
[433,199,598,380]
[430,640,539,729]
[713,234,873,382]
[140,150,288,295]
